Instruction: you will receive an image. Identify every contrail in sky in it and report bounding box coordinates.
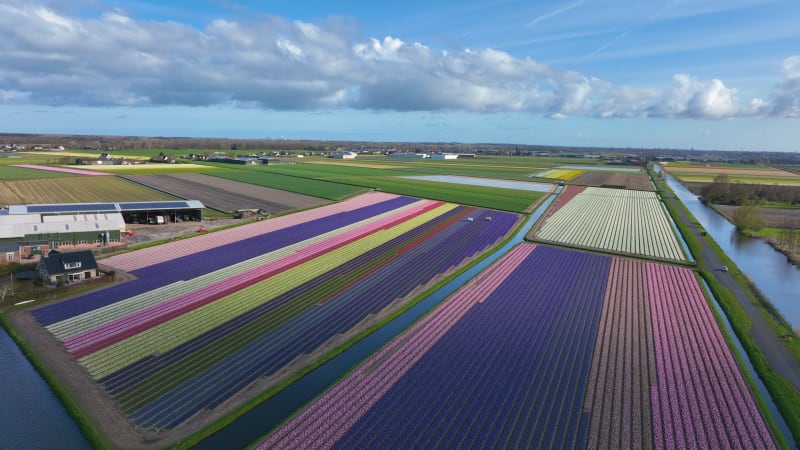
[527,0,585,27]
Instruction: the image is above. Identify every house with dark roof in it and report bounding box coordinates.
[37,250,99,284]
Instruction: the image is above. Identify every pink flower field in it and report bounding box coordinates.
[12,164,111,176]
[259,244,778,449]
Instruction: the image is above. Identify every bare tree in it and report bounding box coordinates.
[0,281,12,305]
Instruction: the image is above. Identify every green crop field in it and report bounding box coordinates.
[0,165,80,180]
[342,176,543,212]
[228,161,416,178]
[200,158,552,211]
[209,170,365,200]
[323,155,593,179]
[0,176,176,205]
[1,155,74,170]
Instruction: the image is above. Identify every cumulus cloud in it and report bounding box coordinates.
[766,56,800,117]
[0,1,796,120]
[660,74,752,118]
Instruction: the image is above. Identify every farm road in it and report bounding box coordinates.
[661,190,800,391]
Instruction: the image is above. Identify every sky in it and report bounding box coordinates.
[0,0,799,151]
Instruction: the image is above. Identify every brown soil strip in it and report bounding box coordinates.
[570,172,654,191]
[122,173,329,213]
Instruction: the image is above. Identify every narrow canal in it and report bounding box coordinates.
[0,325,90,449]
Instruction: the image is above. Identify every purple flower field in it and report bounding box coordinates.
[29,192,519,431]
[259,244,778,449]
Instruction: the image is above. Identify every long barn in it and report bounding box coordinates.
[0,200,204,260]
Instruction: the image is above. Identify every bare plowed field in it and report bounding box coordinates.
[123,173,329,213]
[569,171,654,191]
[0,176,173,206]
[712,204,800,228]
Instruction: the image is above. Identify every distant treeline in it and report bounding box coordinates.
[701,174,800,205]
[3,132,800,164]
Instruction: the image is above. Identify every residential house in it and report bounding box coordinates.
[38,250,99,284]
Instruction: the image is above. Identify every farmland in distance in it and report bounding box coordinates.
[122,173,331,213]
[661,162,800,186]
[0,176,175,206]
[569,171,654,191]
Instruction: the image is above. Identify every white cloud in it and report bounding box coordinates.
[276,39,304,59]
[0,1,795,121]
[784,56,800,79]
[759,55,800,118]
[662,74,742,118]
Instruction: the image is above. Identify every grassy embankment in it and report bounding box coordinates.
[652,169,800,446]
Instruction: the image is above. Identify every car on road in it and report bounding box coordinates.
[721,265,728,272]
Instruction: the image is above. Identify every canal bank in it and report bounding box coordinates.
[0,323,90,450]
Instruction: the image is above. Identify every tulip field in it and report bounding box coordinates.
[535,186,686,261]
[535,168,584,180]
[31,192,518,431]
[258,244,776,449]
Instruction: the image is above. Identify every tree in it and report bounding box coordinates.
[0,281,12,305]
[732,204,767,233]
[701,173,731,203]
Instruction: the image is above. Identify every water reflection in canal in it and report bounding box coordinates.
[0,326,90,450]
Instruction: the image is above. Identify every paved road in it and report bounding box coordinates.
[661,189,800,391]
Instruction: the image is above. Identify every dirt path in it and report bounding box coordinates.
[660,188,800,391]
[124,218,244,245]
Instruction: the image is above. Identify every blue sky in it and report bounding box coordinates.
[1,0,798,151]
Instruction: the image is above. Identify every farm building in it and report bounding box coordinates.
[0,201,204,251]
[207,155,283,165]
[37,250,99,284]
[0,208,124,252]
[114,200,205,224]
[430,153,460,160]
[389,153,429,159]
[331,152,358,159]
